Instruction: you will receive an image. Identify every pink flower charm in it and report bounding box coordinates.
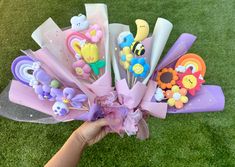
[72,59,91,79]
[85,24,103,43]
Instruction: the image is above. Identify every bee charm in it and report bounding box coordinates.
[130,41,145,56]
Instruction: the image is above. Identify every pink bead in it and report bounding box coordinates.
[83,64,91,73]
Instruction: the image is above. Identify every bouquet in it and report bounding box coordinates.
[1,3,225,139]
[9,4,112,122]
[141,33,225,116]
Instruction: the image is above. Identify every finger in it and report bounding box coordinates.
[88,128,109,146]
[100,128,110,138]
[94,118,108,127]
[105,126,116,133]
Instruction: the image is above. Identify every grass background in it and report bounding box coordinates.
[0,0,235,166]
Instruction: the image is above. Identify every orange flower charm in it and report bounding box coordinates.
[166,85,188,109]
[156,68,178,89]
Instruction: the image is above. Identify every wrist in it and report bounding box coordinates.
[72,131,87,148]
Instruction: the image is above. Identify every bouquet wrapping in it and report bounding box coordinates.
[9,4,112,122]
[142,33,225,115]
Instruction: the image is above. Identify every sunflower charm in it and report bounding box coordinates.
[156,68,178,89]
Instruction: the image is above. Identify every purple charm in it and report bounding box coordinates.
[51,87,88,108]
[34,69,52,85]
[50,88,63,101]
[34,84,54,101]
[52,102,69,116]
[76,104,104,121]
[11,56,35,85]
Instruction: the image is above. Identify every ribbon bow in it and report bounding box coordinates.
[76,92,145,135]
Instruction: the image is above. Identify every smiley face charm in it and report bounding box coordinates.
[177,68,205,96]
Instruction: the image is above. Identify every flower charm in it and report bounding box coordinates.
[72,59,91,79]
[177,68,205,96]
[129,57,150,78]
[85,24,102,43]
[34,84,54,101]
[156,68,178,89]
[166,85,188,109]
[81,43,105,75]
[119,47,133,69]
[81,43,99,63]
[51,87,88,109]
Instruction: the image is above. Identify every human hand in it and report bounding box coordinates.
[74,119,110,146]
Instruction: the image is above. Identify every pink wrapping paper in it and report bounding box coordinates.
[9,4,112,117]
[64,4,112,98]
[116,79,147,109]
[84,71,113,96]
[9,80,88,122]
[140,80,167,119]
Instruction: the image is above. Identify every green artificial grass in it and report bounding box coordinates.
[0,0,235,166]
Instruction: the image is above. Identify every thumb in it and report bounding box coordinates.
[88,128,109,146]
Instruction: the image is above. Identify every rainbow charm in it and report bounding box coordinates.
[66,32,90,59]
[11,56,36,85]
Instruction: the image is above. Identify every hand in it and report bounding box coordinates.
[74,119,110,146]
[45,119,109,167]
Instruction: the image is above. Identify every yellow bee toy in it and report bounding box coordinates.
[130,41,145,56]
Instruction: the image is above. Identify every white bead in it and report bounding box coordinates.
[173,92,181,100]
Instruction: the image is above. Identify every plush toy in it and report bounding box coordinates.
[70,14,89,32]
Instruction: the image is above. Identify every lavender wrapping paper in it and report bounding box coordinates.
[152,33,197,80]
[168,85,225,113]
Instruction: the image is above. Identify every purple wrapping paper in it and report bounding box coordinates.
[152,33,197,80]
[168,85,225,113]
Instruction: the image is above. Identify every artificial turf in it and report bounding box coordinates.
[0,0,235,166]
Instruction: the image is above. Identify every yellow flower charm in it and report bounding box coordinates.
[119,47,133,69]
[75,67,84,75]
[80,43,105,76]
[62,98,70,104]
[133,64,144,74]
[81,43,99,63]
